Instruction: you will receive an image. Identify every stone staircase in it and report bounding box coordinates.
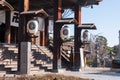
[0,43,18,76]
[31,45,53,73]
[0,43,53,76]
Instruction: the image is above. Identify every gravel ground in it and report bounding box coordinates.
[57,67,120,80]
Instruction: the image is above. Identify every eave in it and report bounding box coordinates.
[0,1,14,11]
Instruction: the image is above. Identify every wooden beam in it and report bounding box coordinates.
[20,9,49,17]
[78,24,96,29]
[55,18,77,24]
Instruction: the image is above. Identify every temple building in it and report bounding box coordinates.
[0,0,102,74]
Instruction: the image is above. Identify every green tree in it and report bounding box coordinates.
[91,35,112,67]
[97,36,111,54]
[98,36,107,46]
[112,45,119,56]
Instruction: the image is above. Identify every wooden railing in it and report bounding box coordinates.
[48,39,53,52]
[61,42,74,63]
[48,39,75,67]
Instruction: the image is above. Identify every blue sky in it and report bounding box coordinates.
[69,0,120,47]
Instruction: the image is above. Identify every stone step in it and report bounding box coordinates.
[30,70,44,75]
[32,55,52,61]
[0,71,6,74]
[35,60,51,65]
[1,64,44,72]
[42,64,52,68]
[31,61,52,70]
[2,74,16,78]
[31,60,42,65]
[3,44,17,48]
[32,58,52,64]
[7,47,18,51]
[0,60,17,65]
[4,64,17,69]
[30,67,40,71]
[3,64,47,72]
[0,64,17,71]
[11,68,17,71]
[0,71,6,77]
[33,52,53,57]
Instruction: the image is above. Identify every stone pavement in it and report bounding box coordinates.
[57,67,120,80]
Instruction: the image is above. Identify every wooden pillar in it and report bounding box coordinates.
[58,0,62,19]
[44,17,49,46]
[18,0,30,42]
[18,0,29,72]
[84,53,86,67]
[40,17,49,46]
[24,0,29,11]
[5,11,11,43]
[73,5,82,71]
[53,0,62,72]
[40,31,45,46]
[10,27,15,43]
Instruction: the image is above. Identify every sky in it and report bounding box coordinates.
[69,0,120,47]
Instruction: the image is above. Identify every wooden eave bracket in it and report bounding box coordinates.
[96,0,103,2]
[84,50,91,54]
[78,23,96,29]
[0,1,14,11]
[80,0,103,6]
[66,0,78,3]
[67,0,102,3]
[20,9,49,18]
[55,18,78,24]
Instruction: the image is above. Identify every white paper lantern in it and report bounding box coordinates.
[60,26,70,40]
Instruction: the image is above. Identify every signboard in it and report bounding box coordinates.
[10,11,19,27]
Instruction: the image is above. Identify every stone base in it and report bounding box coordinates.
[20,42,31,74]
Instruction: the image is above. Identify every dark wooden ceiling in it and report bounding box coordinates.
[5,0,102,16]
[5,0,102,9]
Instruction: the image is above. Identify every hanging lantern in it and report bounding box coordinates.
[60,26,70,40]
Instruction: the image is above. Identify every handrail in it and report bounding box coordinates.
[49,39,53,47]
[33,44,49,65]
[61,45,72,62]
[61,48,70,58]
[33,43,46,56]
[61,53,70,62]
